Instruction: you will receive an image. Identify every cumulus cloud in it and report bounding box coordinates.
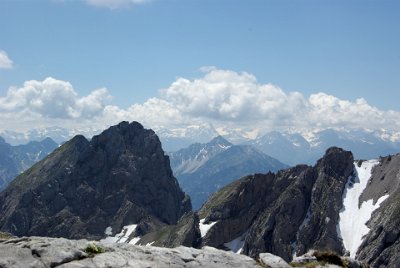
[1,68,400,138]
[84,0,151,9]
[0,77,110,119]
[159,69,307,127]
[0,50,13,69]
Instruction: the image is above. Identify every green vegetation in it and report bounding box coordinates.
[84,243,105,255]
[313,251,347,267]
[0,232,12,240]
[290,262,327,268]
[290,251,349,268]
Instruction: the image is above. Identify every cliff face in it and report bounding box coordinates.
[356,154,400,267]
[0,121,191,240]
[144,147,354,260]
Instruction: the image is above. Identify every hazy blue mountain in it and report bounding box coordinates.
[0,136,58,191]
[169,137,287,210]
[250,129,400,165]
[169,136,232,176]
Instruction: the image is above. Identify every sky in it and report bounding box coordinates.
[0,0,399,138]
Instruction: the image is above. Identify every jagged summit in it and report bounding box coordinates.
[207,135,232,147]
[0,121,191,240]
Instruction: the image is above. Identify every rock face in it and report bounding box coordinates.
[0,121,190,240]
[356,154,400,268]
[0,236,261,268]
[143,147,354,260]
[0,136,58,191]
[194,147,353,261]
[170,136,287,209]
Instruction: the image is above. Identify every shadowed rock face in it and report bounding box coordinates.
[146,147,354,262]
[195,147,354,261]
[0,121,191,240]
[356,154,400,268]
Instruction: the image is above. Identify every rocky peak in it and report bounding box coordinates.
[0,121,191,239]
[208,135,232,147]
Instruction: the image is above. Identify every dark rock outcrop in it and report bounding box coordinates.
[356,154,400,268]
[138,212,201,248]
[194,147,353,261]
[0,121,190,240]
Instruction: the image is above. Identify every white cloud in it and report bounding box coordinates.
[0,50,13,69]
[84,0,151,9]
[0,77,110,119]
[160,69,307,125]
[1,68,400,139]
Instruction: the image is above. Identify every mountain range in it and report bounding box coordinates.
[0,136,58,191]
[169,136,287,209]
[0,121,399,267]
[2,125,399,166]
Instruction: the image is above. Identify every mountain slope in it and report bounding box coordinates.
[169,136,232,176]
[0,121,191,240]
[147,147,400,267]
[0,137,58,191]
[172,139,287,209]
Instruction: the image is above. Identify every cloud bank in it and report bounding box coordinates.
[0,77,109,121]
[1,68,399,138]
[0,50,13,69]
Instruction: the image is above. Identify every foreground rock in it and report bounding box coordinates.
[0,236,261,268]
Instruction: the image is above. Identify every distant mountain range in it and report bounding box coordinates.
[2,125,399,166]
[0,136,58,191]
[1,122,399,267]
[248,129,400,165]
[169,136,287,209]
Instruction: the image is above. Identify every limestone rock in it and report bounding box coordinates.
[0,236,261,268]
[259,253,291,268]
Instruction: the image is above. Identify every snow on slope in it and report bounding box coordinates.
[224,231,248,254]
[338,160,389,258]
[199,218,217,238]
[101,224,138,244]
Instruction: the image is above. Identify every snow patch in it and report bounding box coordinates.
[338,160,389,258]
[101,224,138,244]
[104,226,112,236]
[224,231,248,254]
[199,218,217,238]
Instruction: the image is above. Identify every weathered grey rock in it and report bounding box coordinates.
[259,253,291,268]
[0,236,261,268]
[0,121,191,240]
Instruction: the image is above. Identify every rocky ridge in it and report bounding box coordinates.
[0,121,190,240]
[142,148,400,268]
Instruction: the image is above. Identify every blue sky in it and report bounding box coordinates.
[0,0,399,136]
